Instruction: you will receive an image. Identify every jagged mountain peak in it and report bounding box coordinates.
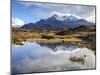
[49,12,81,21]
[21,12,95,29]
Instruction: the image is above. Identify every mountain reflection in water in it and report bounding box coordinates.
[12,42,95,74]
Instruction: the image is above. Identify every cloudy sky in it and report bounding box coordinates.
[12,0,96,27]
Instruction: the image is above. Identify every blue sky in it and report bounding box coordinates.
[12,0,96,26]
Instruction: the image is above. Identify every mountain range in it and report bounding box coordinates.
[20,13,95,29]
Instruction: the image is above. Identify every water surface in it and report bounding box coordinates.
[12,42,95,74]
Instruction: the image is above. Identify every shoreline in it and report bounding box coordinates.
[12,29,96,52]
[13,38,96,52]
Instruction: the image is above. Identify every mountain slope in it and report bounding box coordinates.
[21,13,95,29]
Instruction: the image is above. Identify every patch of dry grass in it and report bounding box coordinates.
[12,29,96,51]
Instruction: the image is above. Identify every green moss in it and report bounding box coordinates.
[15,41,23,45]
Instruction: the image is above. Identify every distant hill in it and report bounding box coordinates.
[21,23,36,29]
[71,25,96,32]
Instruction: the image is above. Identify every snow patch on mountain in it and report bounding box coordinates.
[49,11,82,21]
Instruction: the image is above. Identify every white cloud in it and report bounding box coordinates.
[50,11,81,19]
[13,47,95,73]
[14,1,96,23]
[50,11,95,23]
[84,12,95,23]
[12,18,25,27]
[50,11,71,16]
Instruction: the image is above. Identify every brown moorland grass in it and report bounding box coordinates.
[12,29,96,51]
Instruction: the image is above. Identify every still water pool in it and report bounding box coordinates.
[12,42,95,74]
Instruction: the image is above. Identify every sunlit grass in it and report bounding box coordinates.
[12,29,96,51]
